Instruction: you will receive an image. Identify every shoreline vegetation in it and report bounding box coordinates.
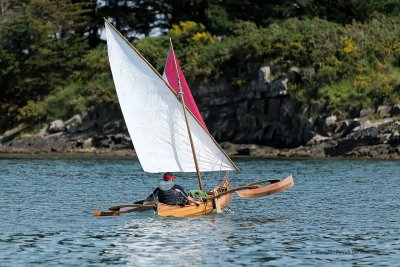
[1,2,400,159]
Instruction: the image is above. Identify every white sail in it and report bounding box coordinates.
[105,22,237,173]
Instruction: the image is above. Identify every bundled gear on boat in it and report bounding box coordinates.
[188,189,209,199]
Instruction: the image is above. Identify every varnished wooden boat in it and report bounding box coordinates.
[100,22,294,219]
[157,178,232,217]
[235,175,294,198]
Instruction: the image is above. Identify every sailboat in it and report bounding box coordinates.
[96,20,294,218]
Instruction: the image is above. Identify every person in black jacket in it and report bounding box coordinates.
[146,172,201,205]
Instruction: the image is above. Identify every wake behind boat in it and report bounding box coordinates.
[94,20,294,217]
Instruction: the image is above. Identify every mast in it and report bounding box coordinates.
[170,39,204,191]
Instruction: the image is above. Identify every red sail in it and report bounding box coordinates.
[163,48,208,131]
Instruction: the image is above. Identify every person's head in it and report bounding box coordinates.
[163,172,175,181]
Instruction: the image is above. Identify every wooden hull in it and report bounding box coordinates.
[236,175,294,198]
[157,200,214,217]
[157,178,232,217]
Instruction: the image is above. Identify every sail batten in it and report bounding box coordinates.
[105,21,238,173]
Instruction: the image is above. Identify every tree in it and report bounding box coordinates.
[0,0,90,127]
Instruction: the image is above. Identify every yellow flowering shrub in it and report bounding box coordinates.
[17,100,46,122]
[342,36,356,54]
[353,75,372,90]
[170,21,216,45]
[171,21,201,35]
[192,32,216,44]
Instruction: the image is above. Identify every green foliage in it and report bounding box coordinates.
[205,4,234,35]
[17,100,46,122]
[319,79,372,110]
[16,45,116,123]
[3,0,400,130]
[43,83,87,120]
[0,0,90,106]
[135,35,170,73]
[135,21,217,77]
[133,14,400,112]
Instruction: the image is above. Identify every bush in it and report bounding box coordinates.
[18,14,400,125]
[17,45,117,124]
[17,101,46,122]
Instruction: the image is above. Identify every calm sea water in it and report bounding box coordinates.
[0,157,399,266]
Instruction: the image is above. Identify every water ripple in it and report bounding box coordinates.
[0,158,399,266]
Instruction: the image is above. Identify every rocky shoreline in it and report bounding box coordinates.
[1,139,399,160]
[1,65,400,160]
[1,115,399,160]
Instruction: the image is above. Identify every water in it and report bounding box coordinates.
[0,158,399,266]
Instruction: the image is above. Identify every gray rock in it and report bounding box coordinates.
[48,120,65,133]
[76,139,83,148]
[265,99,281,121]
[83,138,93,149]
[267,78,288,97]
[237,146,250,155]
[65,115,82,133]
[391,104,400,116]
[380,133,391,144]
[325,126,380,156]
[307,134,331,146]
[259,66,271,84]
[93,135,111,148]
[38,127,47,137]
[242,114,257,135]
[377,105,392,118]
[279,99,298,121]
[250,99,265,113]
[322,115,337,135]
[336,119,361,137]
[287,67,300,82]
[348,126,379,140]
[389,130,400,145]
[381,120,400,134]
[360,107,375,118]
[0,123,28,143]
[353,118,394,132]
[220,141,235,150]
[236,144,258,156]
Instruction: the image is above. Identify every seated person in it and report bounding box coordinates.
[146,172,201,206]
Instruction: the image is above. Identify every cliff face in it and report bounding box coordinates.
[1,65,400,158]
[194,65,400,158]
[194,66,313,148]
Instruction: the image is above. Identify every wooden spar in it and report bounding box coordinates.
[169,39,204,191]
[104,19,239,173]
